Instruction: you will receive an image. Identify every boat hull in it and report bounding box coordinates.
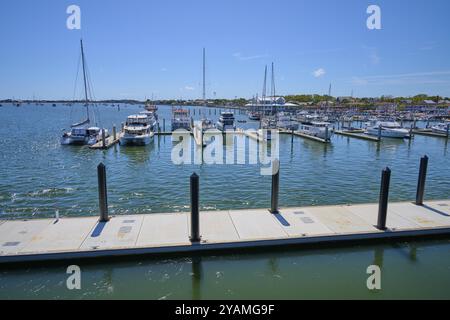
[297,124,333,140]
[216,123,235,132]
[61,135,89,145]
[366,128,409,138]
[119,134,153,146]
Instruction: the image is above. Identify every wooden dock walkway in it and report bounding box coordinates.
[1,200,449,264]
[335,130,380,142]
[89,132,124,149]
[413,129,448,139]
[291,131,330,143]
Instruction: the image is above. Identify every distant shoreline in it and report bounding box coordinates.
[1,99,449,109]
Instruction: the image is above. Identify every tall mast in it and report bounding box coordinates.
[262,65,267,105]
[271,62,275,102]
[80,39,89,121]
[202,48,206,103]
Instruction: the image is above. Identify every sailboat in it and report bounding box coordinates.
[145,94,158,112]
[61,40,108,145]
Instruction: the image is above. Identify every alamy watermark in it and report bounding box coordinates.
[66,265,81,290]
[171,127,280,176]
[366,5,381,30]
[366,265,381,290]
[66,5,81,30]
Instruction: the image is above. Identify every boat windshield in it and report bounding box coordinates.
[378,122,402,128]
[71,128,87,136]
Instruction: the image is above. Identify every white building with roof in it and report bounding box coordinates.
[245,96,298,115]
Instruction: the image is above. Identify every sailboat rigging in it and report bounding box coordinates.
[61,39,108,145]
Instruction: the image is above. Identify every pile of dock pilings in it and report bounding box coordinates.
[95,155,431,241]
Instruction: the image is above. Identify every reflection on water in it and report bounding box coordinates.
[118,141,156,165]
[1,240,450,299]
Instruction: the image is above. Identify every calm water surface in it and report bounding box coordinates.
[0,103,448,218]
[0,103,449,299]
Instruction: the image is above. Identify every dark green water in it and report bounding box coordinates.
[0,103,449,299]
[1,240,450,299]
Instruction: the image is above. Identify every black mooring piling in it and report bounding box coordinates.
[97,163,109,222]
[270,159,280,214]
[415,155,428,205]
[377,167,391,230]
[190,173,201,242]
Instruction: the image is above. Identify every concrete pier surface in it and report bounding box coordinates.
[0,200,449,265]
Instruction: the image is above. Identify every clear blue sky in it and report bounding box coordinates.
[1,0,450,100]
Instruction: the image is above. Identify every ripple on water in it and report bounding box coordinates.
[0,105,449,218]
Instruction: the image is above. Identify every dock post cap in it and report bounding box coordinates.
[97,162,106,168]
[191,172,199,178]
[271,159,280,175]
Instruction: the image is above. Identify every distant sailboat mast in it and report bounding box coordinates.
[202,48,206,104]
[262,65,267,107]
[80,39,90,123]
[271,62,276,104]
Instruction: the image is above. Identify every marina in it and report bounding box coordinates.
[1,0,450,303]
[1,103,449,220]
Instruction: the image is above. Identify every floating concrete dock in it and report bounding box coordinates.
[291,131,330,143]
[241,129,266,142]
[412,129,449,139]
[277,129,330,143]
[335,130,380,142]
[1,200,449,265]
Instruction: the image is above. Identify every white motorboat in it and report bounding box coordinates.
[259,117,277,141]
[199,118,215,132]
[248,111,261,121]
[431,122,449,135]
[120,114,154,146]
[139,110,158,128]
[276,112,297,130]
[216,111,236,131]
[144,102,158,112]
[171,108,191,131]
[297,121,334,140]
[366,121,409,138]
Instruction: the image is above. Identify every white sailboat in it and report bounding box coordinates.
[61,40,107,145]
